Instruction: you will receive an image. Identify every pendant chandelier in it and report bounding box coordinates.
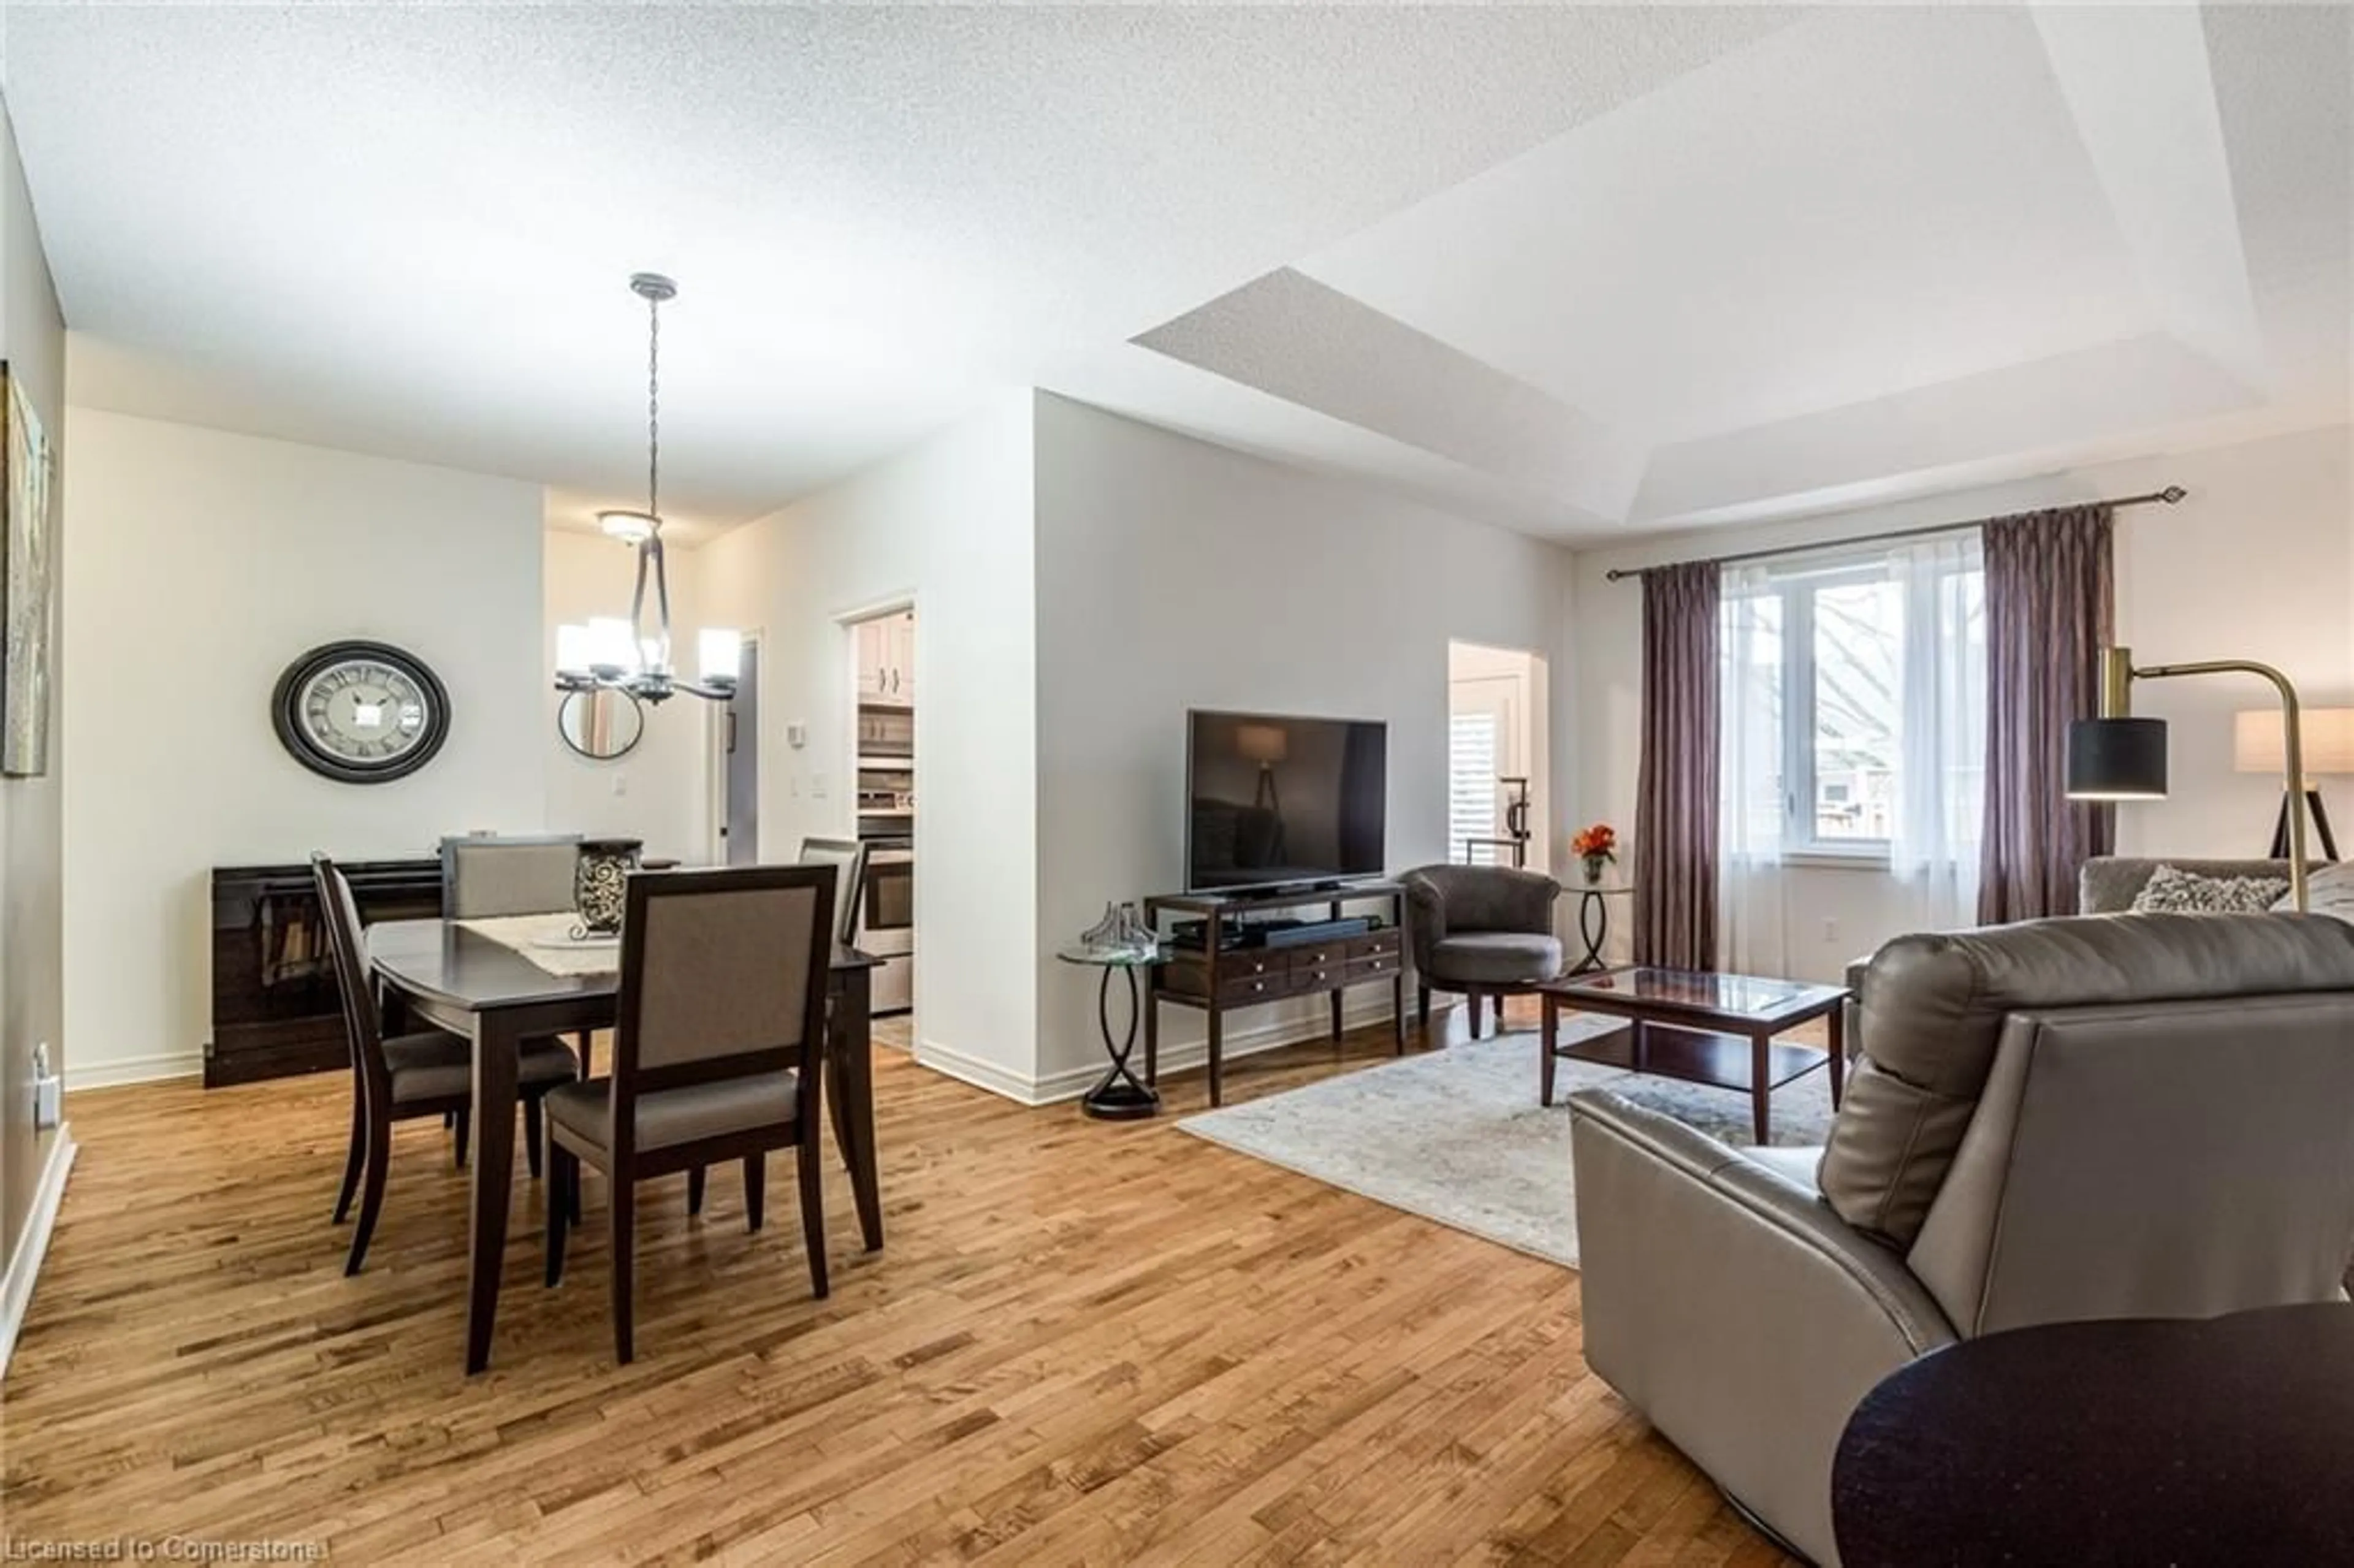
[554,272,741,704]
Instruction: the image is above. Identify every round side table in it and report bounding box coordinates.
[1832,1303,2354,1566]
[1567,883,1633,973]
[1056,945,1168,1121]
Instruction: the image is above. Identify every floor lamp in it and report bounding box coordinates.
[2065,645,2311,913]
[2236,707,2351,861]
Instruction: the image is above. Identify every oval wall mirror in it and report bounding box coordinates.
[557,688,646,761]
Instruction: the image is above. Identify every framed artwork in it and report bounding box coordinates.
[2,363,55,777]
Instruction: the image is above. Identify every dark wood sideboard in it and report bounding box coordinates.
[1143,881,1409,1106]
[208,858,444,1087]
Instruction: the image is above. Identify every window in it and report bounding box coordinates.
[1447,711,1499,862]
[1722,544,1984,861]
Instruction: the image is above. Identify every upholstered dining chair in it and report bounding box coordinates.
[313,854,581,1275]
[541,864,837,1364]
[796,836,870,946]
[1401,864,1565,1039]
[439,832,585,919]
[440,831,596,1068]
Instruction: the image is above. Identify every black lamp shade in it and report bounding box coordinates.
[2067,717,2169,799]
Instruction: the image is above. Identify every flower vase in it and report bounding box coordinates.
[1581,854,1609,887]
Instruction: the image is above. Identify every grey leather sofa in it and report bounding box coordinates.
[2079,854,2301,913]
[1401,864,1563,1039]
[1568,913,2354,1565]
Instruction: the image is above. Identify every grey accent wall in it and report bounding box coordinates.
[0,88,67,1276]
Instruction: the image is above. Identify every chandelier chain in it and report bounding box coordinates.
[647,288,660,523]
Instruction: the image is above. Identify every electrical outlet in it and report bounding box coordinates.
[611,772,628,797]
[786,722,808,749]
[789,774,801,798]
[812,772,829,799]
[1822,918,1840,945]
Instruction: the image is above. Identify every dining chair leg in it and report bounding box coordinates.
[567,1159,582,1227]
[544,1149,571,1288]
[610,1177,637,1366]
[743,1153,764,1233]
[346,1113,392,1276]
[523,1094,544,1181]
[796,1136,828,1300]
[453,1108,471,1171]
[687,1165,706,1217]
[332,1090,366,1224]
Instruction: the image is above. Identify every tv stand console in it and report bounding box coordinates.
[1143,880,1408,1107]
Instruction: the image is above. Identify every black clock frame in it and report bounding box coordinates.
[270,639,451,785]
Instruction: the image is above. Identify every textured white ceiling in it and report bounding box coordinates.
[5,2,1794,529]
[7,4,2345,544]
[1116,2,2350,541]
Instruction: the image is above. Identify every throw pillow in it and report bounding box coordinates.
[2272,861,2354,927]
[2131,862,2291,915]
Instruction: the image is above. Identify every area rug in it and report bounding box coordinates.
[1177,1019,1838,1268]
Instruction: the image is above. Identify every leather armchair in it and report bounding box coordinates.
[1571,912,2354,1564]
[1401,864,1563,1038]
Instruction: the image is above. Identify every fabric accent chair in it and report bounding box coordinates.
[313,855,580,1275]
[1569,913,2354,1566]
[1401,864,1564,1038]
[439,832,584,919]
[542,864,837,1365]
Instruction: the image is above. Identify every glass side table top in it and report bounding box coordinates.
[1056,942,1168,967]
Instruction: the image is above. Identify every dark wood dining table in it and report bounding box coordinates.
[366,917,885,1374]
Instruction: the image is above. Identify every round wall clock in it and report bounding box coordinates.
[271,640,451,784]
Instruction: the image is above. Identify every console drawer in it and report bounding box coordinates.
[1222,951,1287,982]
[1293,962,1346,993]
[1218,968,1301,1006]
[1349,951,1403,984]
[1350,930,1403,960]
[1284,943,1350,972]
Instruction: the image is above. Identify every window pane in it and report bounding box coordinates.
[1720,592,1785,854]
[1811,578,1902,841]
[1447,712,1498,861]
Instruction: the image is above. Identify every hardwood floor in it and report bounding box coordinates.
[3,1002,1791,1565]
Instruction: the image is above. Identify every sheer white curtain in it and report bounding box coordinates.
[1718,563,1788,973]
[1889,533,1986,931]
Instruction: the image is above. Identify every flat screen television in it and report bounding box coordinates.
[1186,710,1387,893]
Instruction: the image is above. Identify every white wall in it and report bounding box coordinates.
[696,391,1038,1097]
[1571,422,2354,983]
[542,526,711,864]
[1033,395,1577,1094]
[61,411,547,1085]
[1,88,68,1277]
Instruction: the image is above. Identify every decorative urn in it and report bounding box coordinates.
[573,838,644,936]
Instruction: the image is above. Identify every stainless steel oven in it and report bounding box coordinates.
[856,845,913,1015]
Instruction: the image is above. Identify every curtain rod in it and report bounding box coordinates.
[1601,485,2187,582]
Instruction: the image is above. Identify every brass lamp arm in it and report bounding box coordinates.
[2116,655,2308,912]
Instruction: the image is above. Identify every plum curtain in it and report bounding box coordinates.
[1978,504,2116,923]
[1634,561,1722,969]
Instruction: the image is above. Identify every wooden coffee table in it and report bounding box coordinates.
[1536,967,1849,1141]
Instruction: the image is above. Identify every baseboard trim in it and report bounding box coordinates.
[913,1038,1049,1105]
[67,1052,203,1090]
[1033,995,1402,1103]
[0,1124,77,1379]
[917,996,1404,1108]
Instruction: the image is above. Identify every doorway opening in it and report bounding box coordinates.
[721,634,761,866]
[1447,641,1548,872]
[847,604,916,1030]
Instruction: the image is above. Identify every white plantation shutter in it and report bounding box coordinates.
[1449,712,1499,863]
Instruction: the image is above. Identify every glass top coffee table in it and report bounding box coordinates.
[1535,967,1851,1141]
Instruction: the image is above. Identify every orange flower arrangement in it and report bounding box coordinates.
[1571,823,1618,885]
